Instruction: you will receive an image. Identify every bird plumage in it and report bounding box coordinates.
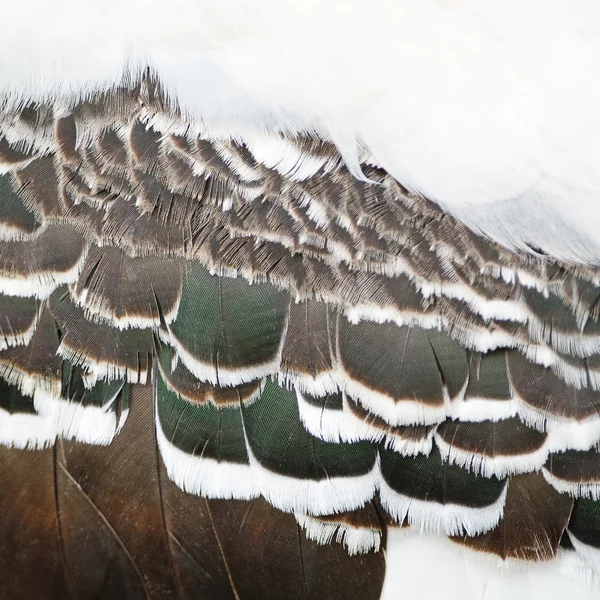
[3,1,600,262]
[2,4,600,599]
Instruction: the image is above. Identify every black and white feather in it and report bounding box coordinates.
[1,3,600,599]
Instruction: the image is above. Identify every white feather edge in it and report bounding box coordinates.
[341,376,450,427]
[72,285,181,330]
[0,221,37,242]
[515,395,600,451]
[0,234,87,299]
[57,344,149,386]
[542,467,600,501]
[167,321,286,387]
[296,388,434,455]
[379,473,508,537]
[33,387,125,445]
[0,306,40,352]
[419,280,530,324]
[243,440,377,516]
[0,365,60,399]
[157,360,264,407]
[155,414,259,499]
[434,429,550,479]
[294,513,381,555]
[449,394,519,423]
[277,370,340,397]
[0,405,56,449]
[0,266,81,299]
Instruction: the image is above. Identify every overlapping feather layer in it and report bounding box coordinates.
[1,79,600,595]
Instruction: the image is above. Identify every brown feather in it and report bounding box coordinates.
[452,472,573,561]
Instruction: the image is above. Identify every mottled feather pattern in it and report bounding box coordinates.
[1,78,600,597]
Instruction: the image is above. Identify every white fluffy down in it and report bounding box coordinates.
[382,530,600,600]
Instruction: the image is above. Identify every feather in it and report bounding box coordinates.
[435,417,549,478]
[49,287,153,384]
[71,246,183,329]
[450,350,516,422]
[544,449,600,500]
[35,363,129,445]
[156,370,257,499]
[0,382,386,599]
[167,263,289,386]
[337,318,468,426]
[241,378,378,515]
[508,350,600,449]
[157,344,262,406]
[379,445,508,536]
[453,473,573,562]
[0,377,55,450]
[0,305,61,398]
[295,503,383,555]
[0,224,86,298]
[0,174,40,240]
[2,20,600,597]
[279,299,337,395]
[0,294,40,350]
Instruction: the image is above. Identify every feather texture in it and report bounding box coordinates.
[0,385,385,598]
[1,63,600,598]
[3,1,600,262]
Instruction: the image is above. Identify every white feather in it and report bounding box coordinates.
[0,405,56,450]
[33,388,123,445]
[156,414,260,499]
[434,429,551,479]
[381,530,600,600]
[542,467,600,501]
[378,473,508,537]
[244,440,378,516]
[295,513,381,555]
